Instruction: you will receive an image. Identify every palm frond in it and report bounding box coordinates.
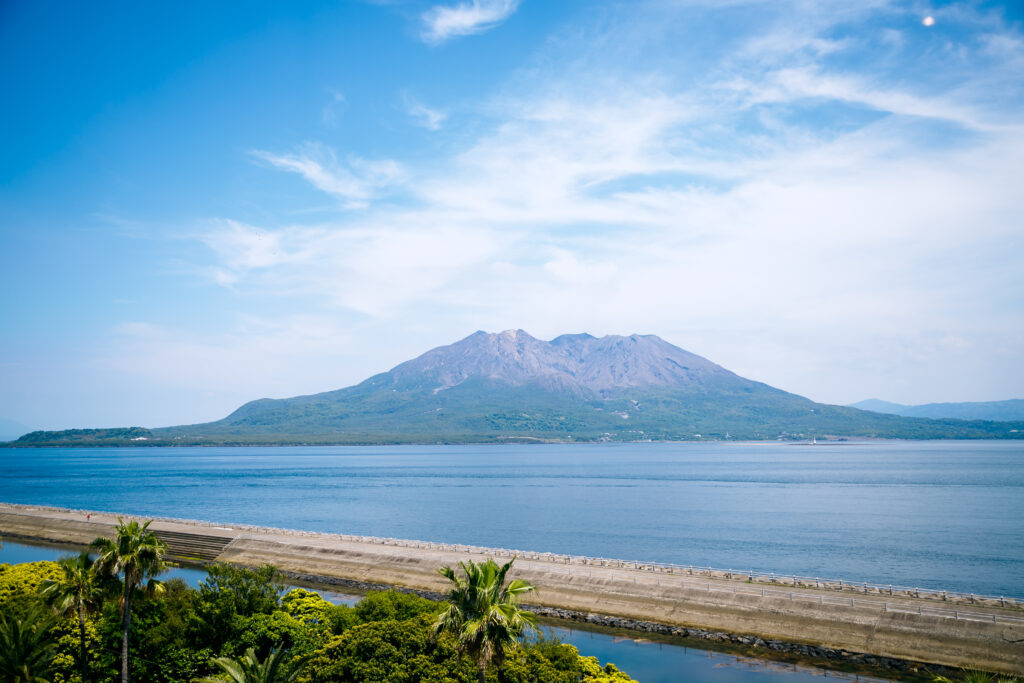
[432,557,536,678]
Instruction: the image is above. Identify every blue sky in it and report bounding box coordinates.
[1,0,1023,432]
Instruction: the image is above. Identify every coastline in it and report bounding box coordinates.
[2,502,1021,675]
[4,434,1023,447]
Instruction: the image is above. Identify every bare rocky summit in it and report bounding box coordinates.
[379,329,737,396]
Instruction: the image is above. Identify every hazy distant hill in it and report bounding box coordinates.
[9,330,1023,446]
[850,398,1024,422]
[0,417,30,442]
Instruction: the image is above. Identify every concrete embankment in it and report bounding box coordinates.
[2,502,1022,675]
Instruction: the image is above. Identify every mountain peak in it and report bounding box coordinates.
[63,330,1023,446]
[382,330,735,395]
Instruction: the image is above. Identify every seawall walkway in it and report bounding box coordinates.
[1,502,1021,674]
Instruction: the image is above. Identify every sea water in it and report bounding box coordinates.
[1,440,1021,597]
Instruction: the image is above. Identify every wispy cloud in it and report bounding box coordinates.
[402,94,447,130]
[321,89,345,126]
[739,67,1001,132]
[421,0,519,45]
[192,0,1024,405]
[250,144,405,209]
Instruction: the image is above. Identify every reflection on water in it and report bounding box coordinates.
[545,625,891,683]
[1,540,893,683]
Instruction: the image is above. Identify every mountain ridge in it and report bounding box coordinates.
[850,398,1024,422]
[8,330,1023,446]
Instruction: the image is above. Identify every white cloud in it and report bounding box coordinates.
[250,144,405,208]
[182,0,1024,406]
[421,0,519,45]
[740,67,1000,132]
[402,94,447,130]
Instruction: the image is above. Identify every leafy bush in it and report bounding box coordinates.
[0,561,61,614]
[353,590,441,624]
[300,618,475,683]
[1,558,635,683]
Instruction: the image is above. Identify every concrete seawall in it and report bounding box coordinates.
[2,502,1022,675]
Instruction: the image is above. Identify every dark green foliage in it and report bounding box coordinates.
[10,427,153,445]
[197,646,308,683]
[94,578,212,683]
[195,563,284,652]
[325,605,359,636]
[1,558,635,683]
[433,558,537,683]
[354,590,442,624]
[0,603,60,683]
[39,551,108,683]
[91,517,170,683]
[234,611,321,659]
[301,618,476,683]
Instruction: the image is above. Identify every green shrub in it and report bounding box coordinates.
[353,590,442,624]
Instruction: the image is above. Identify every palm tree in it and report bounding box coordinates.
[433,557,537,683]
[0,603,59,683]
[39,551,107,683]
[934,672,1021,683]
[91,518,169,683]
[194,646,305,683]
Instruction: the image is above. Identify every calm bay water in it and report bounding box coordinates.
[1,440,1021,597]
